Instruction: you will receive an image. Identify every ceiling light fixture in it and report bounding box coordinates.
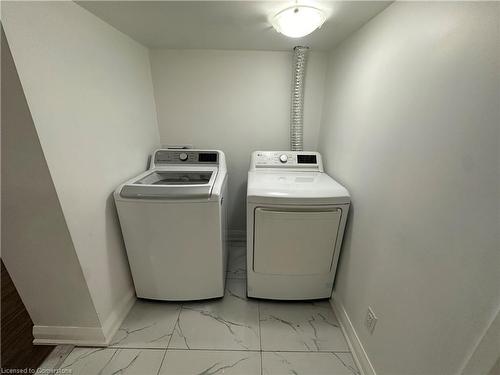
[271,5,326,38]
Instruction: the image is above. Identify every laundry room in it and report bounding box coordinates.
[1,1,499,375]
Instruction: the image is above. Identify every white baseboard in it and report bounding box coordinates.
[101,290,135,344]
[330,293,377,375]
[33,291,135,346]
[33,325,107,346]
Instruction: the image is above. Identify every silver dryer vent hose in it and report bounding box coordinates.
[290,46,309,151]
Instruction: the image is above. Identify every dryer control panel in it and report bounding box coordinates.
[250,151,323,172]
[152,149,219,166]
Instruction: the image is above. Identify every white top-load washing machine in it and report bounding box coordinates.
[247,151,350,300]
[114,149,228,301]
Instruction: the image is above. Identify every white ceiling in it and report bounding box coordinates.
[77,1,391,51]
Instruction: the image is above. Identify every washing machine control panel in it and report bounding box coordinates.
[252,151,322,170]
[153,150,219,165]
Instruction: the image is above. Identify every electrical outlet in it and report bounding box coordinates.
[365,306,378,334]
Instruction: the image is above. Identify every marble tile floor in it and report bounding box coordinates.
[38,242,359,374]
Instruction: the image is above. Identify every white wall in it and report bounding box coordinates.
[2,1,160,339]
[150,49,327,230]
[319,2,500,375]
[2,28,101,330]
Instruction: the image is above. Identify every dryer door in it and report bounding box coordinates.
[253,208,341,275]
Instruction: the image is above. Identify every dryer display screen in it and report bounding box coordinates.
[198,153,217,162]
[297,155,317,164]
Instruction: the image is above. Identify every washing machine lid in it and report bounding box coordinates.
[119,166,218,199]
[247,171,350,205]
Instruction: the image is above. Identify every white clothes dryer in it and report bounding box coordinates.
[247,151,350,300]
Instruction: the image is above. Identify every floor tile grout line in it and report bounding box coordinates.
[156,349,168,375]
[166,304,183,350]
[96,346,352,354]
[158,303,183,374]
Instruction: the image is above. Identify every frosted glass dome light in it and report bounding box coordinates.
[271,6,326,38]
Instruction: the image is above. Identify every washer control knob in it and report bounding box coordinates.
[179,152,188,161]
[279,154,288,163]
